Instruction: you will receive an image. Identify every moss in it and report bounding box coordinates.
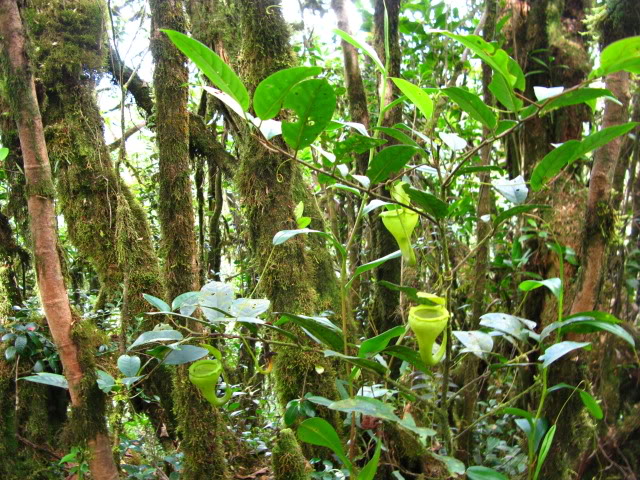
[22,0,104,86]
[272,428,310,480]
[62,318,110,447]
[0,348,18,475]
[233,2,342,452]
[172,367,230,479]
[150,0,198,301]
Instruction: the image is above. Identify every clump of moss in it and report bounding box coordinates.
[22,0,105,86]
[172,367,230,479]
[272,428,310,480]
[62,318,110,447]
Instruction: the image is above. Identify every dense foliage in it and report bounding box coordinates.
[1,1,639,479]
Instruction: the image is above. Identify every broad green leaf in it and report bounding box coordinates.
[284,400,301,427]
[21,372,68,389]
[96,370,116,393]
[496,119,518,135]
[121,376,143,387]
[489,72,522,111]
[382,345,429,372]
[403,185,448,219]
[172,291,200,312]
[538,341,590,368]
[333,28,385,74]
[398,413,437,439]
[442,87,497,129]
[14,335,27,353]
[0,148,8,161]
[328,396,400,422]
[276,314,344,351]
[4,346,17,361]
[494,204,549,227]
[272,228,347,259]
[298,417,351,468]
[391,78,433,119]
[533,425,557,480]
[502,407,534,425]
[323,350,387,376]
[162,29,249,111]
[373,127,420,147]
[129,330,183,350]
[541,88,615,113]
[579,390,603,420]
[367,145,420,184]
[117,355,141,377]
[515,417,548,452]
[163,345,209,365]
[591,36,640,78]
[282,79,336,150]
[143,293,171,312]
[334,134,386,157]
[358,439,382,480]
[531,122,638,191]
[519,278,561,299]
[364,199,392,215]
[540,317,634,347]
[359,325,405,358]
[345,250,402,290]
[435,31,524,89]
[254,66,322,120]
[467,466,509,480]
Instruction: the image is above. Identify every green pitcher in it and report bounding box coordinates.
[408,294,449,366]
[188,346,232,407]
[380,207,419,266]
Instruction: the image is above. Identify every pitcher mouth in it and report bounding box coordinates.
[189,360,221,378]
[411,306,447,321]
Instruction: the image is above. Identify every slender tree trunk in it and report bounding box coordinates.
[150,0,198,300]
[233,0,342,449]
[571,72,631,313]
[369,0,402,338]
[0,1,118,478]
[331,0,370,307]
[150,2,229,477]
[457,0,496,462]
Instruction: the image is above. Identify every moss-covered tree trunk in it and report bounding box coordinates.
[149,2,230,478]
[0,1,118,477]
[232,0,341,440]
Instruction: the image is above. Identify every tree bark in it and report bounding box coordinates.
[369,0,403,339]
[458,0,496,462]
[233,0,342,449]
[0,1,118,478]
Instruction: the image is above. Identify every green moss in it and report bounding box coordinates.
[233,4,342,453]
[22,0,105,86]
[172,367,230,479]
[0,349,18,475]
[62,319,110,447]
[272,428,310,480]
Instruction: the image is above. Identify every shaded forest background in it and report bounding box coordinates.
[1,0,640,479]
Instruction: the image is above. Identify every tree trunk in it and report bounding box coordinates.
[369,0,403,339]
[0,1,118,478]
[149,1,229,477]
[233,0,342,447]
[457,0,496,463]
